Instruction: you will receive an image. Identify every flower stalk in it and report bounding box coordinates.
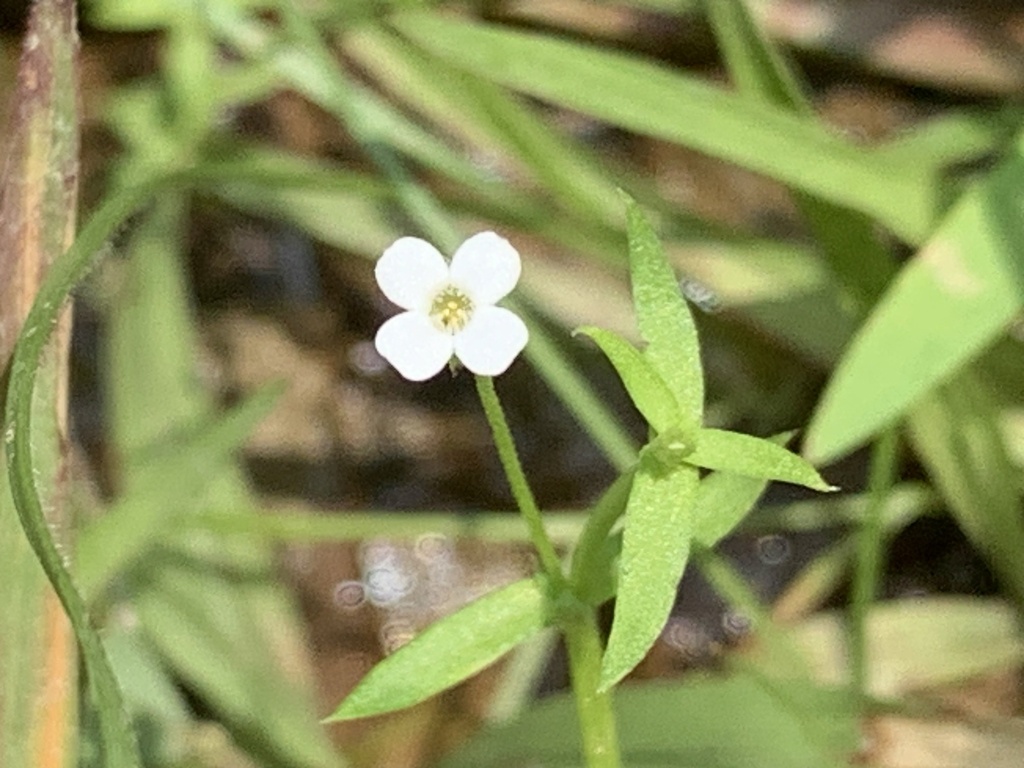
[475,375,564,583]
[476,374,621,768]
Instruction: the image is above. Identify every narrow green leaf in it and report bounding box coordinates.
[703,0,809,110]
[600,465,699,690]
[907,372,1024,609]
[688,429,835,491]
[574,326,681,434]
[692,433,795,548]
[342,25,625,225]
[394,13,938,243]
[326,577,551,721]
[106,198,204,456]
[805,136,1024,463]
[138,561,343,768]
[704,0,895,306]
[623,194,703,431]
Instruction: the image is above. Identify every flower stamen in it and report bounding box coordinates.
[430,286,474,332]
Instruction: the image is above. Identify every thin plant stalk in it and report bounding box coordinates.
[849,428,899,702]
[475,374,621,768]
[474,375,563,582]
[564,611,622,768]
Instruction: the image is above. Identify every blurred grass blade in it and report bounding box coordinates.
[703,0,895,306]
[600,464,699,690]
[907,371,1024,609]
[794,597,1024,698]
[76,382,283,598]
[805,134,1024,463]
[0,2,140,766]
[326,577,552,721]
[393,12,939,243]
[876,107,1023,169]
[342,24,625,225]
[105,193,343,768]
[703,0,808,109]
[666,239,856,366]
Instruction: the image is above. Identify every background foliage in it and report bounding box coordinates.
[1,1,1023,766]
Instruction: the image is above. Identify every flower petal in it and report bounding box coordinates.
[449,232,521,306]
[453,306,528,377]
[375,312,454,381]
[376,237,449,311]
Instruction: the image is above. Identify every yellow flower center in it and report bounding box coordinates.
[430,286,474,333]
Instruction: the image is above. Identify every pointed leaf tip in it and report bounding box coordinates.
[575,325,682,434]
[688,428,835,492]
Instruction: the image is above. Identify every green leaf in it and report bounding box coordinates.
[104,628,192,766]
[440,673,857,768]
[876,107,1023,171]
[137,560,344,768]
[703,0,809,111]
[342,25,625,225]
[393,13,939,243]
[692,433,794,548]
[703,0,895,306]
[907,371,1024,608]
[623,194,703,432]
[571,434,790,610]
[574,326,681,434]
[326,577,552,721]
[688,429,835,492]
[600,465,699,690]
[805,136,1024,463]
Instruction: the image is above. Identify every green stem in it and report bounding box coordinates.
[5,179,167,768]
[475,375,564,582]
[849,427,899,702]
[563,611,622,768]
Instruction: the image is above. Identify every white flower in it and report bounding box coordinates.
[374,232,529,381]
